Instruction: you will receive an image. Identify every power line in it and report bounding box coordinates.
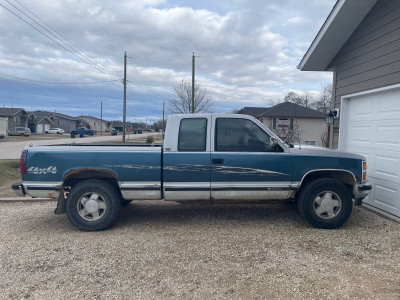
[76,0,121,49]
[13,0,122,81]
[0,71,120,85]
[1,1,121,81]
[127,80,172,101]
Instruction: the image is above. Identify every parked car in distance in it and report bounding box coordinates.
[46,128,65,134]
[70,127,96,136]
[8,127,31,136]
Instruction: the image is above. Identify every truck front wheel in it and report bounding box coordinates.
[66,179,121,231]
[297,178,352,229]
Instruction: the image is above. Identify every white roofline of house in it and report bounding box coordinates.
[297,0,377,71]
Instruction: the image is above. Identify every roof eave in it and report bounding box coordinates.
[298,0,377,71]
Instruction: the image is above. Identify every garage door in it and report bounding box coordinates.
[36,124,43,133]
[44,124,51,133]
[340,87,400,217]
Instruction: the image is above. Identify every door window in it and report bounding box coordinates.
[215,118,277,152]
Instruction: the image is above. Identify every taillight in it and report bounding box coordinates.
[362,161,367,181]
[20,150,28,174]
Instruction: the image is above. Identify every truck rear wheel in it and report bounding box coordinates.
[297,178,352,229]
[66,179,121,231]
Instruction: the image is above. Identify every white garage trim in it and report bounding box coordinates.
[339,84,400,218]
[339,83,400,150]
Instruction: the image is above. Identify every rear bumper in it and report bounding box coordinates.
[353,181,372,205]
[12,182,26,197]
[12,181,62,199]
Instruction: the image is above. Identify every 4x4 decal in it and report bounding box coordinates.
[27,166,57,175]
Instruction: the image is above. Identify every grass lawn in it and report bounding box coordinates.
[0,160,21,197]
[3,133,71,142]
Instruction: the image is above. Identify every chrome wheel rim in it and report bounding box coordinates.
[313,191,342,219]
[77,192,107,221]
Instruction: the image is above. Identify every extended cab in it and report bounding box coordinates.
[12,114,371,231]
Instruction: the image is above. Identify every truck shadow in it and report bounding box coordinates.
[115,200,302,228]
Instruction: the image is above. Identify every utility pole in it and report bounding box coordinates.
[191,53,195,113]
[100,101,103,135]
[162,101,165,135]
[123,51,127,142]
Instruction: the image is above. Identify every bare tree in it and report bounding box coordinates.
[321,131,329,147]
[168,80,213,114]
[311,83,332,113]
[284,91,313,107]
[273,120,303,145]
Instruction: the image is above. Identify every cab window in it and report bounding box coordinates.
[215,118,280,152]
[178,118,207,151]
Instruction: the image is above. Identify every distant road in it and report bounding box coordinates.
[0,133,155,159]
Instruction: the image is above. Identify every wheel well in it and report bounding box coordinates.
[63,169,122,197]
[300,170,355,194]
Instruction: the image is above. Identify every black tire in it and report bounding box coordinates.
[297,178,352,229]
[66,179,121,231]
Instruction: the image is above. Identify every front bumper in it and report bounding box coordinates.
[353,181,372,206]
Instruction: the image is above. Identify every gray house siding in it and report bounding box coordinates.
[329,0,400,148]
[54,116,76,133]
[8,111,28,129]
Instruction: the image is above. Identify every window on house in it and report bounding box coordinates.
[290,119,294,130]
[13,116,20,124]
[178,118,207,151]
[272,118,276,129]
[304,141,316,146]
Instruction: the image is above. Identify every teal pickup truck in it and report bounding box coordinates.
[13,114,371,231]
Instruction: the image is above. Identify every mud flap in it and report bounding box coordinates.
[54,188,66,214]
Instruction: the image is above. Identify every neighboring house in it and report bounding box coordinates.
[53,112,80,133]
[0,117,8,136]
[0,107,29,130]
[78,115,110,133]
[239,102,327,147]
[236,107,270,117]
[28,111,80,133]
[27,111,55,133]
[298,0,400,217]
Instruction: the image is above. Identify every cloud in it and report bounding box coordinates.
[0,0,336,120]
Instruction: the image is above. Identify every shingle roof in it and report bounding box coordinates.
[27,111,55,124]
[53,112,80,121]
[0,107,26,117]
[257,102,326,118]
[237,107,270,117]
[78,115,108,122]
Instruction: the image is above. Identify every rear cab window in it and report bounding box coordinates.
[178,118,207,151]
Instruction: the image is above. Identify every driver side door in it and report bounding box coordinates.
[210,117,293,201]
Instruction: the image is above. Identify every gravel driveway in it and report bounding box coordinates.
[1,201,399,300]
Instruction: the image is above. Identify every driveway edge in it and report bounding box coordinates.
[0,197,56,203]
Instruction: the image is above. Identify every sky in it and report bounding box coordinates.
[0,0,336,123]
